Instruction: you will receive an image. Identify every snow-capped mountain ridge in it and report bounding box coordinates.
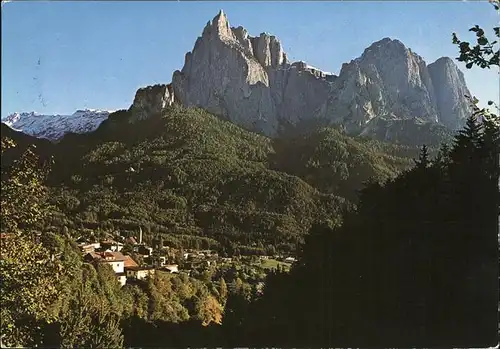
[3,109,112,141]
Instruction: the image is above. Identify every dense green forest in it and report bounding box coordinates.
[1,7,498,348]
[2,103,417,255]
[0,99,419,348]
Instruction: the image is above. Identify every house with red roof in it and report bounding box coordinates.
[84,251,130,286]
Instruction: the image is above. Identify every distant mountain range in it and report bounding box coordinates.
[2,10,471,144]
[3,109,111,141]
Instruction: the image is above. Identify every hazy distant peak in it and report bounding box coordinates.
[3,109,111,141]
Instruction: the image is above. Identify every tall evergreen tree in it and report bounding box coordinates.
[450,114,483,165]
[414,144,430,169]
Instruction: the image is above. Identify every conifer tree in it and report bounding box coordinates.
[414,144,430,169]
[451,114,483,163]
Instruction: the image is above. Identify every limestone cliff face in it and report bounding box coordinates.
[428,57,471,129]
[274,62,335,128]
[171,10,335,136]
[132,11,472,140]
[314,38,441,133]
[172,10,279,135]
[129,84,175,122]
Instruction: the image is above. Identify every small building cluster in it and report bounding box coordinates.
[78,228,179,286]
[75,227,297,287]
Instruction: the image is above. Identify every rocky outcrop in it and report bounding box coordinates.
[314,38,441,133]
[275,62,335,127]
[129,84,175,122]
[428,57,471,129]
[172,10,278,135]
[168,12,472,139]
[171,10,336,136]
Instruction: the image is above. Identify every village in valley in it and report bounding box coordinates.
[78,227,296,288]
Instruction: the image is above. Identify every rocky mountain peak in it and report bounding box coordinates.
[324,36,445,130]
[6,11,473,144]
[202,9,232,41]
[363,37,406,54]
[171,12,282,134]
[165,11,473,139]
[250,32,288,69]
[431,56,454,65]
[197,12,288,71]
[170,11,341,136]
[2,109,111,141]
[428,56,471,129]
[358,37,425,70]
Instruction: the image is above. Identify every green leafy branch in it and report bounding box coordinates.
[452,1,499,69]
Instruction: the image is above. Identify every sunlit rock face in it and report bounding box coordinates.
[172,10,276,135]
[129,84,175,122]
[428,57,472,130]
[169,12,472,138]
[171,10,335,136]
[315,38,443,133]
[16,11,471,142]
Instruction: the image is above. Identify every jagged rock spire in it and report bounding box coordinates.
[202,9,232,40]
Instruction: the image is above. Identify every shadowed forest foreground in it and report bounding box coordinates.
[2,103,498,348]
[129,111,499,347]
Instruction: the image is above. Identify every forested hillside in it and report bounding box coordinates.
[0,104,418,348]
[2,104,415,254]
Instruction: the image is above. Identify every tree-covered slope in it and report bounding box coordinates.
[271,126,415,201]
[3,105,414,253]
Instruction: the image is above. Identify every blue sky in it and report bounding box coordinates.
[2,1,498,118]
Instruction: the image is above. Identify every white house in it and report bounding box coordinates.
[116,273,127,286]
[126,266,155,280]
[100,252,125,273]
[84,251,126,285]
